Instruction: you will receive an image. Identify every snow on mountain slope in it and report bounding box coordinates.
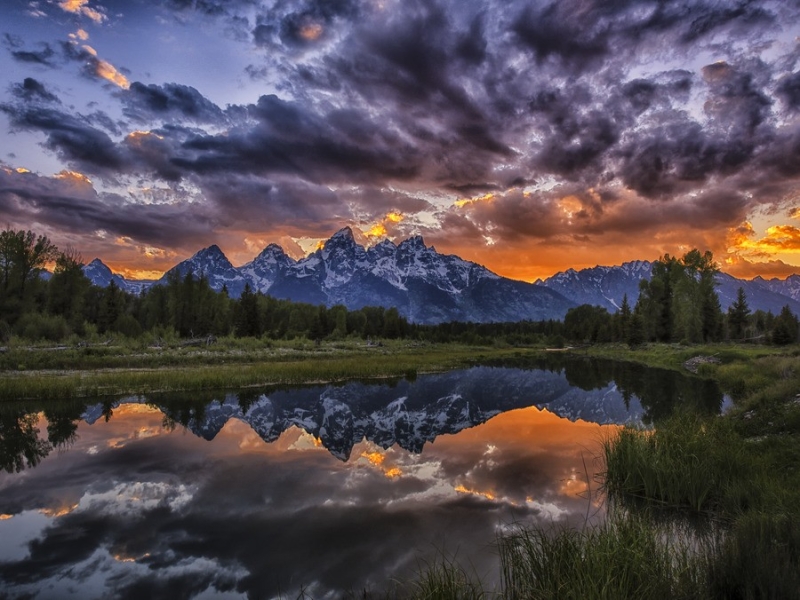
[81,229,800,322]
[157,244,248,297]
[82,258,153,295]
[541,261,800,316]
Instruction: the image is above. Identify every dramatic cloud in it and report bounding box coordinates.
[57,0,106,24]
[1,0,800,278]
[10,77,60,103]
[4,35,56,66]
[121,82,227,125]
[61,40,130,88]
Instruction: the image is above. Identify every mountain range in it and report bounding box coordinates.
[81,227,800,323]
[539,260,800,316]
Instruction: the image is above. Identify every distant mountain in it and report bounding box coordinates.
[753,274,800,303]
[82,258,152,295]
[78,229,800,322]
[540,262,800,315]
[537,261,653,312]
[152,227,576,324]
[157,244,248,298]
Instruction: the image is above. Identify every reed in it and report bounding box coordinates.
[499,515,702,600]
[602,415,758,514]
[408,555,488,600]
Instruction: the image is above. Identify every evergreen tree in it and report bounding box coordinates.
[728,287,750,340]
[772,306,798,345]
[98,280,123,333]
[627,310,646,348]
[47,248,90,331]
[235,283,260,337]
[617,293,631,341]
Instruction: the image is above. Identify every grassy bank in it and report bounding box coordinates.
[397,342,800,600]
[589,343,800,600]
[0,339,543,400]
[6,340,800,597]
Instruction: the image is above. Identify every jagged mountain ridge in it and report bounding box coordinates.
[155,244,249,298]
[81,228,800,321]
[82,258,153,295]
[85,227,576,324]
[539,261,800,316]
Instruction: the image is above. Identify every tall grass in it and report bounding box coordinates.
[602,415,756,514]
[408,555,489,600]
[704,512,800,600]
[499,515,702,600]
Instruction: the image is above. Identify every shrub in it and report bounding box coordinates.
[15,313,70,342]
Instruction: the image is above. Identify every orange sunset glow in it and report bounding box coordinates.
[1,0,798,285]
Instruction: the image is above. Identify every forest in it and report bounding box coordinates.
[1,228,797,346]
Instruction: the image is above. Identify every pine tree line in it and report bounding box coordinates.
[563,250,800,346]
[1,228,797,346]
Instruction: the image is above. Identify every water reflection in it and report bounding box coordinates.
[0,360,723,599]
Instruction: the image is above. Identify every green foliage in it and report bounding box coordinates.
[771,305,798,345]
[603,415,754,513]
[564,304,612,343]
[500,516,701,600]
[15,312,71,342]
[409,555,487,600]
[635,249,723,345]
[0,410,52,473]
[707,512,800,600]
[727,287,751,341]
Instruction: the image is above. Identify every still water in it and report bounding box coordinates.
[0,358,723,599]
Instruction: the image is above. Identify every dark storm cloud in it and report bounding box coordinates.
[4,34,57,67]
[3,0,800,258]
[701,61,772,134]
[535,111,619,180]
[121,82,227,125]
[777,71,800,112]
[0,169,216,248]
[172,94,422,183]
[199,173,352,231]
[278,0,361,47]
[10,78,60,104]
[85,110,123,135]
[1,103,125,172]
[512,3,610,72]
[251,0,361,49]
[678,0,775,43]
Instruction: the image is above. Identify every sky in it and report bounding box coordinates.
[1,0,800,281]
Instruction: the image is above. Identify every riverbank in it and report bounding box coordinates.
[3,339,799,597]
[396,342,800,599]
[572,343,800,600]
[0,338,544,400]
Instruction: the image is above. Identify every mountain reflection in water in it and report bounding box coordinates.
[0,360,723,599]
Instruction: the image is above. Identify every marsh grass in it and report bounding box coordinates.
[705,512,800,600]
[0,343,529,400]
[407,555,490,600]
[602,415,756,514]
[499,514,703,600]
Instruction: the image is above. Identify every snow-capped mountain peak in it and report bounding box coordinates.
[159,244,248,297]
[82,258,152,294]
[541,259,800,316]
